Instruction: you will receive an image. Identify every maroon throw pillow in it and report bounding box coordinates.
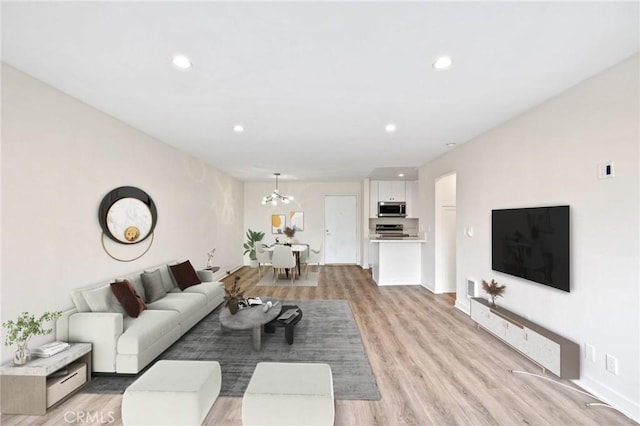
[110,280,146,318]
[169,260,201,290]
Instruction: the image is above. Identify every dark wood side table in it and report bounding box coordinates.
[264,305,303,344]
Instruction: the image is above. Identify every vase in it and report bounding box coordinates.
[228,299,239,315]
[14,342,31,365]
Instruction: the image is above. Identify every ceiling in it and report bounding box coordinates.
[2,2,638,183]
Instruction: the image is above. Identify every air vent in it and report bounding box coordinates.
[466,278,479,298]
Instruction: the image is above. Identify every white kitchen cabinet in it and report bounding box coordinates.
[405,181,418,217]
[469,298,579,379]
[369,181,379,218]
[377,181,405,202]
[369,239,424,285]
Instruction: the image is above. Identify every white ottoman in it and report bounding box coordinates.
[122,360,221,426]
[242,362,334,426]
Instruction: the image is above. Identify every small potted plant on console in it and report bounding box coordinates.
[482,279,506,307]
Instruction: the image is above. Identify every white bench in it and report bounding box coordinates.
[122,360,221,425]
[242,362,334,426]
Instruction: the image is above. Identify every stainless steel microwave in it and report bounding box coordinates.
[378,201,406,217]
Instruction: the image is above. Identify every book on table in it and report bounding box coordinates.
[278,308,299,321]
[238,297,263,309]
[32,341,70,357]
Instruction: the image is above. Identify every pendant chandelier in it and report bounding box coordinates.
[262,173,294,205]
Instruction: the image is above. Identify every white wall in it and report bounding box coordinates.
[418,55,639,420]
[243,180,362,265]
[1,64,245,361]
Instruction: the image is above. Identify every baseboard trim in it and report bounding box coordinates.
[215,264,244,281]
[574,375,640,423]
[454,300,470,315]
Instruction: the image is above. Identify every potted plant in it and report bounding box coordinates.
[224,276,244,315]
[2,311,62,365]
[243,229,265,266]
[482,279,506,307]
[283,226,296,244]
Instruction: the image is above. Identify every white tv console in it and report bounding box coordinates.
[470,298,579,379]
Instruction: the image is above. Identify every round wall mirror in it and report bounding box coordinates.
[98,186,157,244]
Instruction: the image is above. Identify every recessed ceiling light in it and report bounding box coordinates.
[385,123,397,133]
[446,142,457,147]
[433,56,452,70]
[172,54,192,69]
[398,173,405,177]
[233,124,244,133]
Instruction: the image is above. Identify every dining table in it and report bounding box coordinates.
[266,244,308,277]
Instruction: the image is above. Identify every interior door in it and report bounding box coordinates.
[440,206,457,292]
[324,195,357,264]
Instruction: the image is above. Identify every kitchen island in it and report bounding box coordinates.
[369,237,426,285]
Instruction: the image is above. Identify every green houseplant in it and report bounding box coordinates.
[2,311,62,365]
[243,229,265,262]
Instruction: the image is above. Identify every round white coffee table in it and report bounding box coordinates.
[219,297,281,350]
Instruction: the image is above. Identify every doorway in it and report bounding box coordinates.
[324,195,358,264]
[434,173,457,294]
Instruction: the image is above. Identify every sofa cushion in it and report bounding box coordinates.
[82,284,127,316]
[111,280,146,318]
[178,282,225,304]
[116,274,146,302]
[169,260,201,290]
[146,293,206,320]
[141,269,167,303]
[118,310,180,355]
[71,290,92,312]
[159,264,178,292]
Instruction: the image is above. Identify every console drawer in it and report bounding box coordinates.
[46,361,87,408]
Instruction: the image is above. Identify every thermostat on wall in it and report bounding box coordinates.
[598,161,615,179]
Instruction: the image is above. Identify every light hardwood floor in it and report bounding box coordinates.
[2,266,635,425]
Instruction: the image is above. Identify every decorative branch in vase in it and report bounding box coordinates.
[283,226,296,244]
[482,279,506,307]
[224,276,244,315]
[206,248,216,269]
[2,311,62,365]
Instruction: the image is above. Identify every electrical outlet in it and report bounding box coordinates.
[605,354,619,375]
[585,344,596,362]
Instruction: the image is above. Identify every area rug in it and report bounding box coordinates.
[256,269,319,287]
[81,300,380,400]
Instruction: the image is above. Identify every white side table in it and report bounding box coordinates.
[0,342,92,415]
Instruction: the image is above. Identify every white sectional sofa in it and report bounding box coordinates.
[56,262,225,374]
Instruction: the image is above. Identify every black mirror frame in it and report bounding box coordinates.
[98,186,157,244]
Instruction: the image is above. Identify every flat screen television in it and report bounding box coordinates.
[492,206,570,292]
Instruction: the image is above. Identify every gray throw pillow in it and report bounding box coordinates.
[141,269,167,303]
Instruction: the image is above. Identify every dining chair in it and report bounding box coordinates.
[271,245,297,284]
[304,244,322,278]
[255,244,272,279]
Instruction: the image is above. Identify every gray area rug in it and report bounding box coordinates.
[256,270,319,287]
[81,300,380,400]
